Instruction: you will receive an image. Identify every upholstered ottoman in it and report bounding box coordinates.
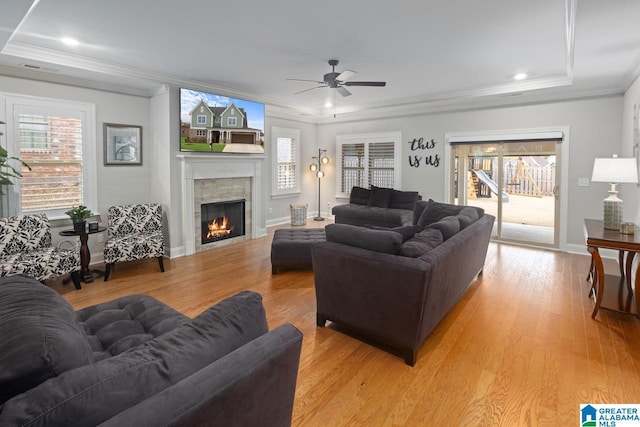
[271,228,326,274]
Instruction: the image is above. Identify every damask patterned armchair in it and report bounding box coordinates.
[103,203,165,281]
[0,214,82,289]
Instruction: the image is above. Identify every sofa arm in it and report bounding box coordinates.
[99,323,303,427]
[312,241,432,349]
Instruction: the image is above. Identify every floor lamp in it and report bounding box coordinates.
[310,148,329,221]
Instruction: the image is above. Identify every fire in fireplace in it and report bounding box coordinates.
[201,199,245,244]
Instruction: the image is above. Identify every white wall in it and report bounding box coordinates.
[0,75,153,263]
[265,114,318,225]
[622,75,640,226]
[0,73,627,260]
[315,95,624,248]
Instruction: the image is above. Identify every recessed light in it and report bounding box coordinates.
[61,37,79,46]
[324,102,332,108]
[514,73,528,81]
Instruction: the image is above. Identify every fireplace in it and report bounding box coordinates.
[178,155,264,256]
[201,199,246,244]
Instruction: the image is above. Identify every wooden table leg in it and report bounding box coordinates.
[587,246,605,319]
[587,255,594,282]
[78,232,94,283]
[624,251,636,295]
[635,256,640,318]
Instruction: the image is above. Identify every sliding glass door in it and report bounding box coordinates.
[452,140,560,247]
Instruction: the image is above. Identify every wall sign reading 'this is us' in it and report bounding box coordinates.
[408,137,440,168]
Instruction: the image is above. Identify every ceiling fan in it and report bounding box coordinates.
[288,59,386,97]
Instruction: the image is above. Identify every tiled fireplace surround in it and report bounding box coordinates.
[178,155,264,255]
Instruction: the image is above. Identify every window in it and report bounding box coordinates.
[336,131,401,198]
[196,115,206,125]
[271,127,300,196]
[227,117,237,127]
[4,94,96,218]
[196,129,206,137]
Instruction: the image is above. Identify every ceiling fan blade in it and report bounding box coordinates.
[287,78,325,84]
[336,70,356,82]
[344,81,387,87]
[336,86,352,97]
[294,86,326,95]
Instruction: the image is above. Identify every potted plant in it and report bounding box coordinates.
[65,205,93,233]
[0,120,30,196]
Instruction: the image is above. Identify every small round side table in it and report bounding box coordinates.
[59,225,107,283]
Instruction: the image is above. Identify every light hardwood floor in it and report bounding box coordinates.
[50,226,640,426]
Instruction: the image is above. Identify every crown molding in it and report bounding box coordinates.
[1,41,321,116]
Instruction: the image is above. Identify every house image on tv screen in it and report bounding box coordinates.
[180,89,265,154]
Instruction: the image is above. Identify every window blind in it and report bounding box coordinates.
[449,131,563,145]
[341,143,365,193]
[18,114,83,212]
[368,142,395,188]
[340,141,396,192]
[276,137,296,190]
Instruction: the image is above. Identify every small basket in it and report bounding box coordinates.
[290,204,307,226]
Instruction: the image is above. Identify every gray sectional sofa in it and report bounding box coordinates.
[332,186,420,227]
[312,199,494,366]
[0,275,303,427]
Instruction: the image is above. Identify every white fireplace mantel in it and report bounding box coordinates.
[178,154,265,256]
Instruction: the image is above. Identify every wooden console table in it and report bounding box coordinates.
[584,219,640,319]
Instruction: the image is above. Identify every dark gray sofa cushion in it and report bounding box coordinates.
[416,199,484,229]
[0,291,268,427]
[399,228,443,258]
[99,323,303,427]
[349,186,371,205]
[389,189,420,210]
[77,294,189,360]
[427,216,461,240]
[456,207,479,230]
[0,275,94,405]
[332,203,415,228]
[367,185,393,208]
[366,224,421,242]
[326,223,403,254]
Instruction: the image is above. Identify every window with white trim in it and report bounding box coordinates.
[4,94,97,217]
[336,131,401,198]
[271,127,300,196]
[196,115,206,124]
[227,117,237,126]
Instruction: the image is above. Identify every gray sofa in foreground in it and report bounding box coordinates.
[0,275,303,427]
[313,200,494,366]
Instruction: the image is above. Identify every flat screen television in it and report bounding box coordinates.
[180,88,265,154]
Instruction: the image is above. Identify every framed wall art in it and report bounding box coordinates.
[104,123,142,165]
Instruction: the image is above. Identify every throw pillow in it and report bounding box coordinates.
[366,224,420,242]
[426,216,461,241]
[325,223,402,254]
[456,207,479,230]
[399,228,443,258]
[367,185,393,208]
[349,186,371,205]
[389,189,420,210]
[0,275,94,405]
[416,199,465,229]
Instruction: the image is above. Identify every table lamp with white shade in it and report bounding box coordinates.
[591,155,639,230]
